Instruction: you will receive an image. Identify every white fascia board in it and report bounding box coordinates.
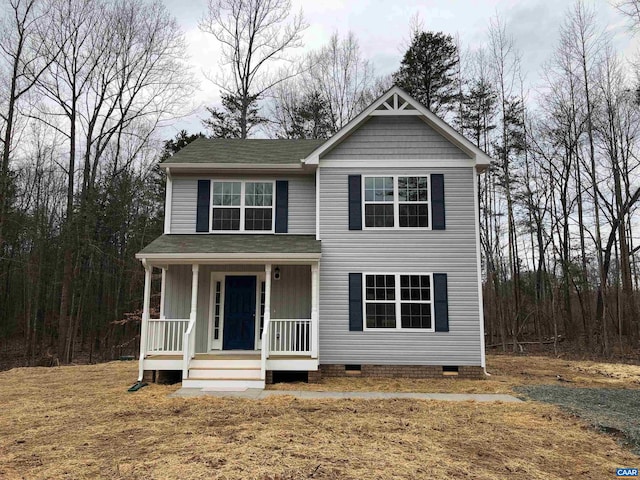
[319,158,477,168]
[303,85,494,169]
[159,163,304,171]
[136,252,322,262]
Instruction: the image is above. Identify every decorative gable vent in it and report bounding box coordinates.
[374,93,417,113]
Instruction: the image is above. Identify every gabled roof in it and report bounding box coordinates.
[303,85,492,170]
[160,138,325,168]
[159,87,492,171]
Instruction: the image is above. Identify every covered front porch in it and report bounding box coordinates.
[135,235,321,389]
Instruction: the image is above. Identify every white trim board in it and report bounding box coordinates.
[318,158,477,169]
[136,253,321,261]
[160,163,305,171]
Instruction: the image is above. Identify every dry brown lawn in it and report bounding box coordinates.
[0,355,638,479]
[269,354,640,394]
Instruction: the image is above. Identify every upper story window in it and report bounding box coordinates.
[211,180,274,232]
[363,176,430,229]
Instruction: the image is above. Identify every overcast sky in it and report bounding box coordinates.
[160,0,639,137]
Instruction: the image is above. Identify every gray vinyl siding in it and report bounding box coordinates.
[162,264,311,353]
[169,174,316,234]
[322,116,471,160]
[271,265,311,319]
[318,166,482,366]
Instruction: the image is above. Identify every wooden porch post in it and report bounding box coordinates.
[264,264,272,357]
[311,263,319,358]
[137,261,152,381]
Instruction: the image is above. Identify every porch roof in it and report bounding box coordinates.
[136,234,321,262]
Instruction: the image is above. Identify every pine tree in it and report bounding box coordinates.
[284,91,333,139]
[461,79,498,149]
[203,94,265,138]
[393,31,459,116]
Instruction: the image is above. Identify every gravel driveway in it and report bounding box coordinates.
[516,385,640,455]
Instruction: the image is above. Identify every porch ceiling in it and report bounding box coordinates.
[135,234,321,262]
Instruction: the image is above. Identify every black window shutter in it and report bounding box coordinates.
[348,175,362,230]
[196,180,210,232]
[275,180,289,233]
[433,273,449,332]
[431,174,445,230]
[348,273,363,331]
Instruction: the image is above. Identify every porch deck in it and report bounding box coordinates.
[143,351,319,375]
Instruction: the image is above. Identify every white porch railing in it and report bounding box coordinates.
[146,318,189,354]
[182,315,196,379]
[269,319,312,355]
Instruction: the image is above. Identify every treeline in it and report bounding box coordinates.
[0,0,191,365]
[1,0,639,366]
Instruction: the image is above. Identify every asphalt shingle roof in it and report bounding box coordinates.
[138,234,321,255]
[161,138,326,165]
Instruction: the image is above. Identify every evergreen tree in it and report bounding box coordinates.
[283,91,333,139]
[160,130,205,161]
[461,79,498,149]
[203,94,266,138]
[393,31,459,116]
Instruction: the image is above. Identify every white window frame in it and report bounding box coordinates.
[208,273,226,350]
[209,179,276,234]
[361,175,432,230]
[362,272,435,332]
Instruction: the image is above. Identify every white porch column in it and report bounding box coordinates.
[311,263,319,358]
[190,264,199,322]
[183,264,199,380]
[137,261,152,381]
[159,267,167,319]
[264,264,272,357]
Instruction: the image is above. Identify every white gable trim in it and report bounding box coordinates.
[303,86,492,169]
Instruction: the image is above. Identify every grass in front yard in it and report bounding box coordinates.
[267,354,640,393]
[0,359,638,479]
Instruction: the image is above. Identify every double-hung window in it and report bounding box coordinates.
[211,180,274,232]
[363,176,430,228]
[364,273,434,331]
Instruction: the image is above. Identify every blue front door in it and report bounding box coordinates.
[223,276,257,350]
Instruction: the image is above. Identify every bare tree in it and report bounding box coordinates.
[199,0,307,138]
[615,0,640,32]
[0,0,56,257]
[33,0,191,362]
[308,32,376,132]
[267,31,377,138]
[488,13,523,350]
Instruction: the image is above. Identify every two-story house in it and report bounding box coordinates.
[134,86,491,390]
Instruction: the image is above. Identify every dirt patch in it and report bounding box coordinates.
[516,385,640,455]
[0,360,638,479]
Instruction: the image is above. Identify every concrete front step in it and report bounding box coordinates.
[188,367,262,380]
[182,378,265,389]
